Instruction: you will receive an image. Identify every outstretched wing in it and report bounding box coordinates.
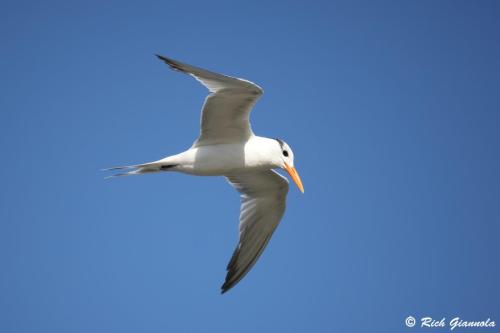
[156,55,263,147]
[222,170,289,293]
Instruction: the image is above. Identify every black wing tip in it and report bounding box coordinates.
[220,260,239,294]
[220,286,229,294]
[155,53,167,61]
[220,272,233,294]
[220,279,235,294]
[155,54,184,72]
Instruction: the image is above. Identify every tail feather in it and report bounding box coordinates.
[104,168,146,179]
[101,164,146,172]
[103,161,177,179]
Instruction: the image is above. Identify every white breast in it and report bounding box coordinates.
[172,136,280,176]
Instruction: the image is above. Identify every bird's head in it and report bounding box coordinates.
[275,139,304,193]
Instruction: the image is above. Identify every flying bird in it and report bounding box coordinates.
[106,55,304,293]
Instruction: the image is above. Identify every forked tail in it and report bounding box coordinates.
[102,162,177,179]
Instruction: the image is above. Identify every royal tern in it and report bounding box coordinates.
[106,55,304,293]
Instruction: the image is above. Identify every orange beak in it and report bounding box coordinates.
[284,162,304,193]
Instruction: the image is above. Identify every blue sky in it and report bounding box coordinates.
[1,0,499,332]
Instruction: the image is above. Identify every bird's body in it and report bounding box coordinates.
[106,55,304,293]
[138,136,282,176]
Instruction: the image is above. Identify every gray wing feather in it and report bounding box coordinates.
[156,55,263,147]
[222,170,289,293]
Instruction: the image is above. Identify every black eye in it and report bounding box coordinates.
[283,150,289,157]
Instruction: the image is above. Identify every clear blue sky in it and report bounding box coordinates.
[1,1,499,332]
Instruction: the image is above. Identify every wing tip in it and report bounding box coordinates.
[155,53,168,62]
[220,277,237,294]
[155,54,184,72]
[220,285,230,294]
[220,274,233,295]
[220,255,239,294]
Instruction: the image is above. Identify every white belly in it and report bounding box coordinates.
[171,137,280,176]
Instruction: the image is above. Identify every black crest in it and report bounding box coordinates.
[275,138,285,149]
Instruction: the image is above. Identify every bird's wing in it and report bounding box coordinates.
[156,55,263,147]
[222,170,289,293]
